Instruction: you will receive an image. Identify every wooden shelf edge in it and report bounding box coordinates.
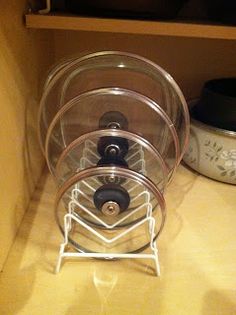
[25,14,236,40]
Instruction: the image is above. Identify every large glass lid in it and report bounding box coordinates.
[39,51,189,159]
[55,166,166,253]
[45,88,179,176]
[52,129,168,192]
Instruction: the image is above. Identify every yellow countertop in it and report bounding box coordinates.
[0,165,235,315]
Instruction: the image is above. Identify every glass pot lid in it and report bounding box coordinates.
[45,87,180,177]
[55,166,166,253]
[52,129,168,192]
[39,51,189,159]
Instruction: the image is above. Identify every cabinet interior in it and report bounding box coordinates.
[0,0,236,270]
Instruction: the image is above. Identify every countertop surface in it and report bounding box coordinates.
[0,165,235,315]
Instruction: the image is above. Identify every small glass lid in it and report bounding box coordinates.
[52,129,168,192]
[55,166,166,253]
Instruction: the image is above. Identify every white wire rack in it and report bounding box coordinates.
[56,139,161,276]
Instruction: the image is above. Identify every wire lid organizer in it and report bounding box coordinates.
[39,51,190,276]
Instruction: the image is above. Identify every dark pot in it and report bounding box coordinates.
[194,78,236,132]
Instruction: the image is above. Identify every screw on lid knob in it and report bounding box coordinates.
[101,201,120,216]
[99,111,128,130]
[97,136,129,158]
[97,156,128,185]
[93,184,130,216]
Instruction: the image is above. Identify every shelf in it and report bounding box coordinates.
[0,165,236,314]
[25,13,236,40]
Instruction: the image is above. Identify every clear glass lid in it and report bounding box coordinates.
[52,129,168,192]
[55,166,166,253]
[39,51,189,159]
[45,88,179,177]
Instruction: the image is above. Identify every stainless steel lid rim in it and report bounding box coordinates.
[54,128,169,190]
[43,57,75,91]
[43,51,187,99]
[39,51,189,158]
[44,87,180,176]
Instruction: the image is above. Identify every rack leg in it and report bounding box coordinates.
[149,217,160,277]
[153,244,160,276]
[55,243,66,274]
